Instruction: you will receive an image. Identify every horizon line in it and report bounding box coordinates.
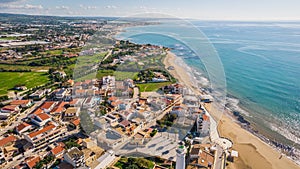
[1,12,300,22]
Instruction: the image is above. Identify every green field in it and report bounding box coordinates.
[0,72,50,95]
[137,82,172,92]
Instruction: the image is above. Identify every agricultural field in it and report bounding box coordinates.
[0,72,50,95]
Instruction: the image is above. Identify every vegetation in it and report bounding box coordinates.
[34,155,55,169]
[0,72,50,95]
[114,157,155,169]
[63,137,80,149]
[150,129,158,137]
[156,113,177,128]
[137,82,172,92]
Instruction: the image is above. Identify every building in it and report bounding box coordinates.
[196,114,210,137]
[55,88,68,100]
[51,144,65,158]
[63,107,80,121]
[10,99,33,108]
[189,144,215,168]
[0,135,18,162]
[15,122,32,134]
[25,156,40,169]
[94,150,116,169]
[64,147,85,168]
[40,101,57,113]
[176,145,187,169]
[24,124,67,149]
[30,113,52,127]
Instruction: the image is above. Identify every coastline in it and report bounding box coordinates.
[164,51,300,169]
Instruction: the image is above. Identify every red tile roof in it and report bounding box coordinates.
[51,145,65,156]
[26,156,40,169]
[28,124,55,138]
[68,99,78,105]
[71,118,80,126]
[16,122,31,132]
[40,101,56,110]
[32,108,44,115]
[51,106,65,114]
[1,105,19,111]
[10,100,31,105]
[37,113,51,121]
[108,96,118,101]
[0,135,17,147]
[202,114,210,121]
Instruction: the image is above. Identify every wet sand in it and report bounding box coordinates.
[164,51,300,169]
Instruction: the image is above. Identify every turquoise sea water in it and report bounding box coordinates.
[116,21,300,148]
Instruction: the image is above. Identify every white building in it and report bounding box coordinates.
[176,145,187,169]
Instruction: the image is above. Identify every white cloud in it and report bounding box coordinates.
[105,5,117,9]
[0,3,43,9]
[55,5,69,10]
[79,4,97,10]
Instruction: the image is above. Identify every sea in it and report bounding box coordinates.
[115,20,300,151]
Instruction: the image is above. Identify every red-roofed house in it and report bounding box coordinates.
[15,122,32,134]
[51,145,65,158]
[1,105,20,114]
[26,156,40,169]
[0,135,18,161]
[71,118,80,127]
[40,101,57,113]
[30,113,52,127]
[10,100,33,108]
[0,135,16,148]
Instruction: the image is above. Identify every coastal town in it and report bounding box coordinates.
[0,13,299,169]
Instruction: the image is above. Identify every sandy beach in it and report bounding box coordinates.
[163,51,300,169]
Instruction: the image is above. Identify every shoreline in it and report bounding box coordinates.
[163,51,300,169]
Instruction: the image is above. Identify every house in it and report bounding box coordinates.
[63,147,85,168]
[29,90,45,100]
[189,144,215,168]
[82,97,96,109]
[0,105,20,120]
[119,119,131,128]
[25,156,40,169]
[0,135,18,161]
[30,113,52,127]
[10,100,33,108]
[24,124,67,149]
[40,101,57,113]
[74,89,86,97]
[50,105,66,116]
[66,79,74,86]
[55,88,68,100]
[1,105,20,114]
[70,118,80,129]
[15,122,32,134]
[53,71,67,78]
[63,107,80,121]
[197,114,210,137]
[51,144,65,158]
[68,99,82,107]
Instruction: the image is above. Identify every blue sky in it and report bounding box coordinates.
[0,0,300,20]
